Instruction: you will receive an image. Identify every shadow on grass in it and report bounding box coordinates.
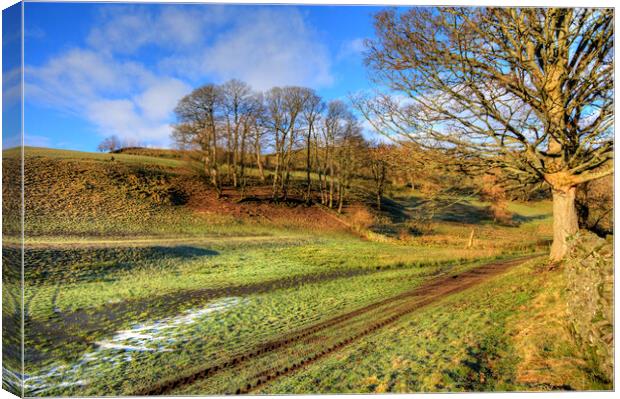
[384,195,549,227]
[24,260,430,365]
[25,245,219,285]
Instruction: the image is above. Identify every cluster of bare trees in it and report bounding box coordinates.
[172,80,388,211]
[171,7,611,261]
[97,135,144,153]
[172,80,257,198]
[97,135,122,153]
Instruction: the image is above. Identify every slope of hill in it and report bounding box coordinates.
[4,147,358,239]
[3,146,608,396]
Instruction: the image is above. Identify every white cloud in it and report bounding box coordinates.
[25,26,45,39]
[85,5,240,55]
[198,8,333,90]
[86,5,222,55]
[25,134,51,147]
[26,5,336,148]
[26,49,157,112]
[337,37,366,61]
[2,67,21,107]
[84,98,179,147]
[134,79,191,122]
[26,50,188,147]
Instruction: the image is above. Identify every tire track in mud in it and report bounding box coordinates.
[26,255,491,364]
[137,254,538,396]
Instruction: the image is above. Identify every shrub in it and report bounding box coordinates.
[348,207,375,231]
[480,173,514,225]
[405,219,435,236]
[564,231,613,382]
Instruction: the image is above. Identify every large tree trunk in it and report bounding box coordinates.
[550,186,579,261]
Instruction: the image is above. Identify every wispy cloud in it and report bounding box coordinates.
[27,49,154,112]
[25,25,45,39]
[26,49,189,147]
[26,5,336,148]
[198,8,333,90]
[155,7,334,90]
[2,67,21,107]
[86,5,226,55]
[337,37,366,61]
[25,134,51,147]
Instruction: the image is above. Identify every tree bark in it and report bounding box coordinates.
[306,128,312,203]
[549,186,579,261]
[328,163,334,208]
[254,131,265,183]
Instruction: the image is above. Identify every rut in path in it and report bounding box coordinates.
[137,254,539,396]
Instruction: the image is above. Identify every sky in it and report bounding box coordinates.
[19,2,388,151]
[2,1,21,149]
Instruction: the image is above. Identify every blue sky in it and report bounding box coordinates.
[2,2,21,149]
[21,2,386,151]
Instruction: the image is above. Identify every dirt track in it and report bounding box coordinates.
[136,254,539,396]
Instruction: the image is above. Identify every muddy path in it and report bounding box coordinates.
[138,254,539,395]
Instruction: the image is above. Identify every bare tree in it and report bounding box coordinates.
[281,87,311,200]
[368,143,389,210]
[97,135,121,152]
[238,93,265,197]
[334,114,365,213]
[361,7,613,260]
[251,94,268,183]
[264,87,309,200]
[264,87,289,200]
[172,84,224,198]
[221,79,253,188]
[321,100,349,208]
[302,90,325,203]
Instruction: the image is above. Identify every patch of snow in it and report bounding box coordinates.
[23,297,242,395]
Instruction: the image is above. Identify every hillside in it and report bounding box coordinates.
[2,147,611,396]
[4,147,357,239]
[5,147,554,248]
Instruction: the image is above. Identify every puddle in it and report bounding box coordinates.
[22,297,242,395]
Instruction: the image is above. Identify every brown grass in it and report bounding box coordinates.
[510,267,595,390]
[178,179,352,233]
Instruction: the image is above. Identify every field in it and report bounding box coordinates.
[2,147,607,395]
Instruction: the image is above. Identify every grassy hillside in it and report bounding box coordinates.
[4,147,354,239]
[3,146,607,395]
[4,147,554,246]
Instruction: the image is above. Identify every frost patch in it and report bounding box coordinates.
[24,297,242,395]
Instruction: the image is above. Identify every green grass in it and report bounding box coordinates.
[18,146,185,167]
[21,233,524,396]
[24,232,536,319]
[25,256,504,396]
[3,146,584,396]
[257,258,605,393]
